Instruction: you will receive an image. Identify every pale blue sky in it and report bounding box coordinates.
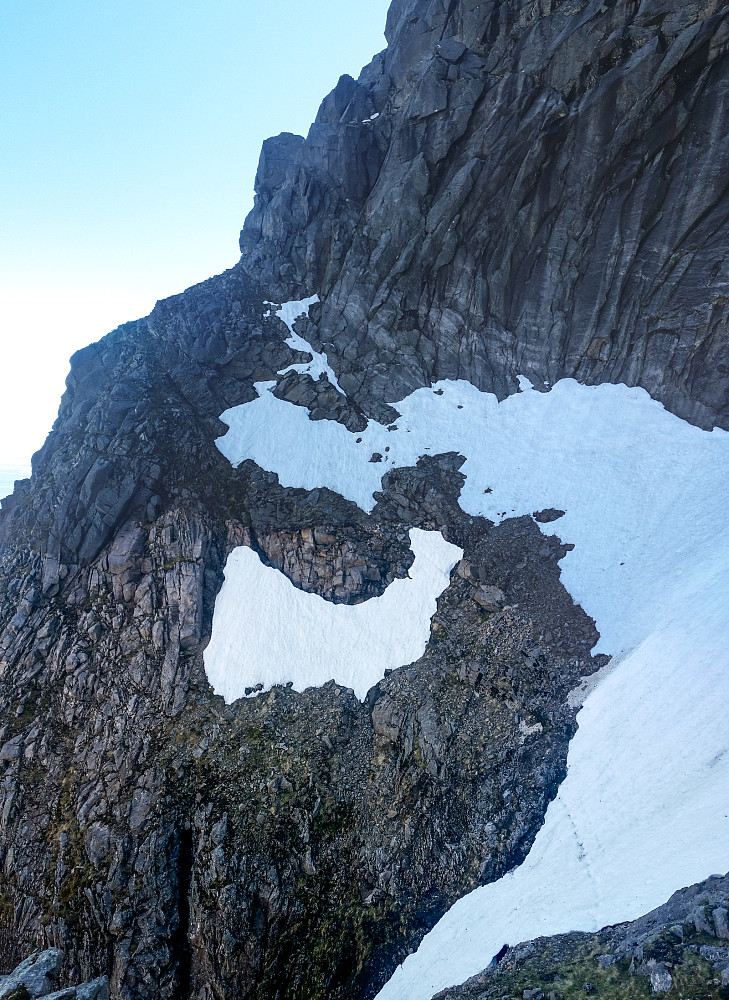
[0,0,390,497]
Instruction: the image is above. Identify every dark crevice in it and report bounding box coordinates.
[171,826,193,1000]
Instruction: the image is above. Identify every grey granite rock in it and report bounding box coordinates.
[649,962,673,992]
[241,0,729,431]
[75,978,109,1000]
[0,951,62,1000]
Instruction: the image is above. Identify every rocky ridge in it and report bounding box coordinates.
[434,873,729,1000]
[242,0,729,431]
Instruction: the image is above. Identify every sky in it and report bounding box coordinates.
[0,0,391,498]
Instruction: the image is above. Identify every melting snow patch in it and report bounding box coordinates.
[203,528,462,702]
[269,295,345,393]
[217,377,729,660]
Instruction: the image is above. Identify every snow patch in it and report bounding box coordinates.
[217,377,729,661]
[269,295,345,394]
[519,719,543,739]
[376,567,729,999]
[203,528,462,703]
[567,657,618,709]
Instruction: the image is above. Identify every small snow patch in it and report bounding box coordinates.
[567,657,617,709]
[204,528,462,703]
[268,295,345,394]
[519,719,544,740]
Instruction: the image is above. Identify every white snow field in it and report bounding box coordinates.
[204,527,462,702]
[215,297,729,997]
[376,563,729,1000]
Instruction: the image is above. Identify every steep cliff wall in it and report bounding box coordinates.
[242,0,729,430]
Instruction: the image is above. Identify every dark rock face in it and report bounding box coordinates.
[0,432,602,998]
[242,0,729,430]
[0,2,726,1000]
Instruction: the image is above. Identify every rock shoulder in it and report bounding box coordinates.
[434,874,729,1000]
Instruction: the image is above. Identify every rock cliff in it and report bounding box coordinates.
[0,2,727,1000]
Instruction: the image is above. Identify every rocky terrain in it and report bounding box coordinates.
[243,0,729,431]
[435,874,729,1000]
[0,1,727,1000]
[0,949,107,1000]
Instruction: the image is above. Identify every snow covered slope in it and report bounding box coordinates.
[216,331,729,997]
[204,528,462,702]
[376,570,729,999]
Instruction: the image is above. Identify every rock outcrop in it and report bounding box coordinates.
[0,442,602,998]
[0,2,727,1000]
[242,0,729,431]
[0,949,108,1000]
[434,873,729,1000]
